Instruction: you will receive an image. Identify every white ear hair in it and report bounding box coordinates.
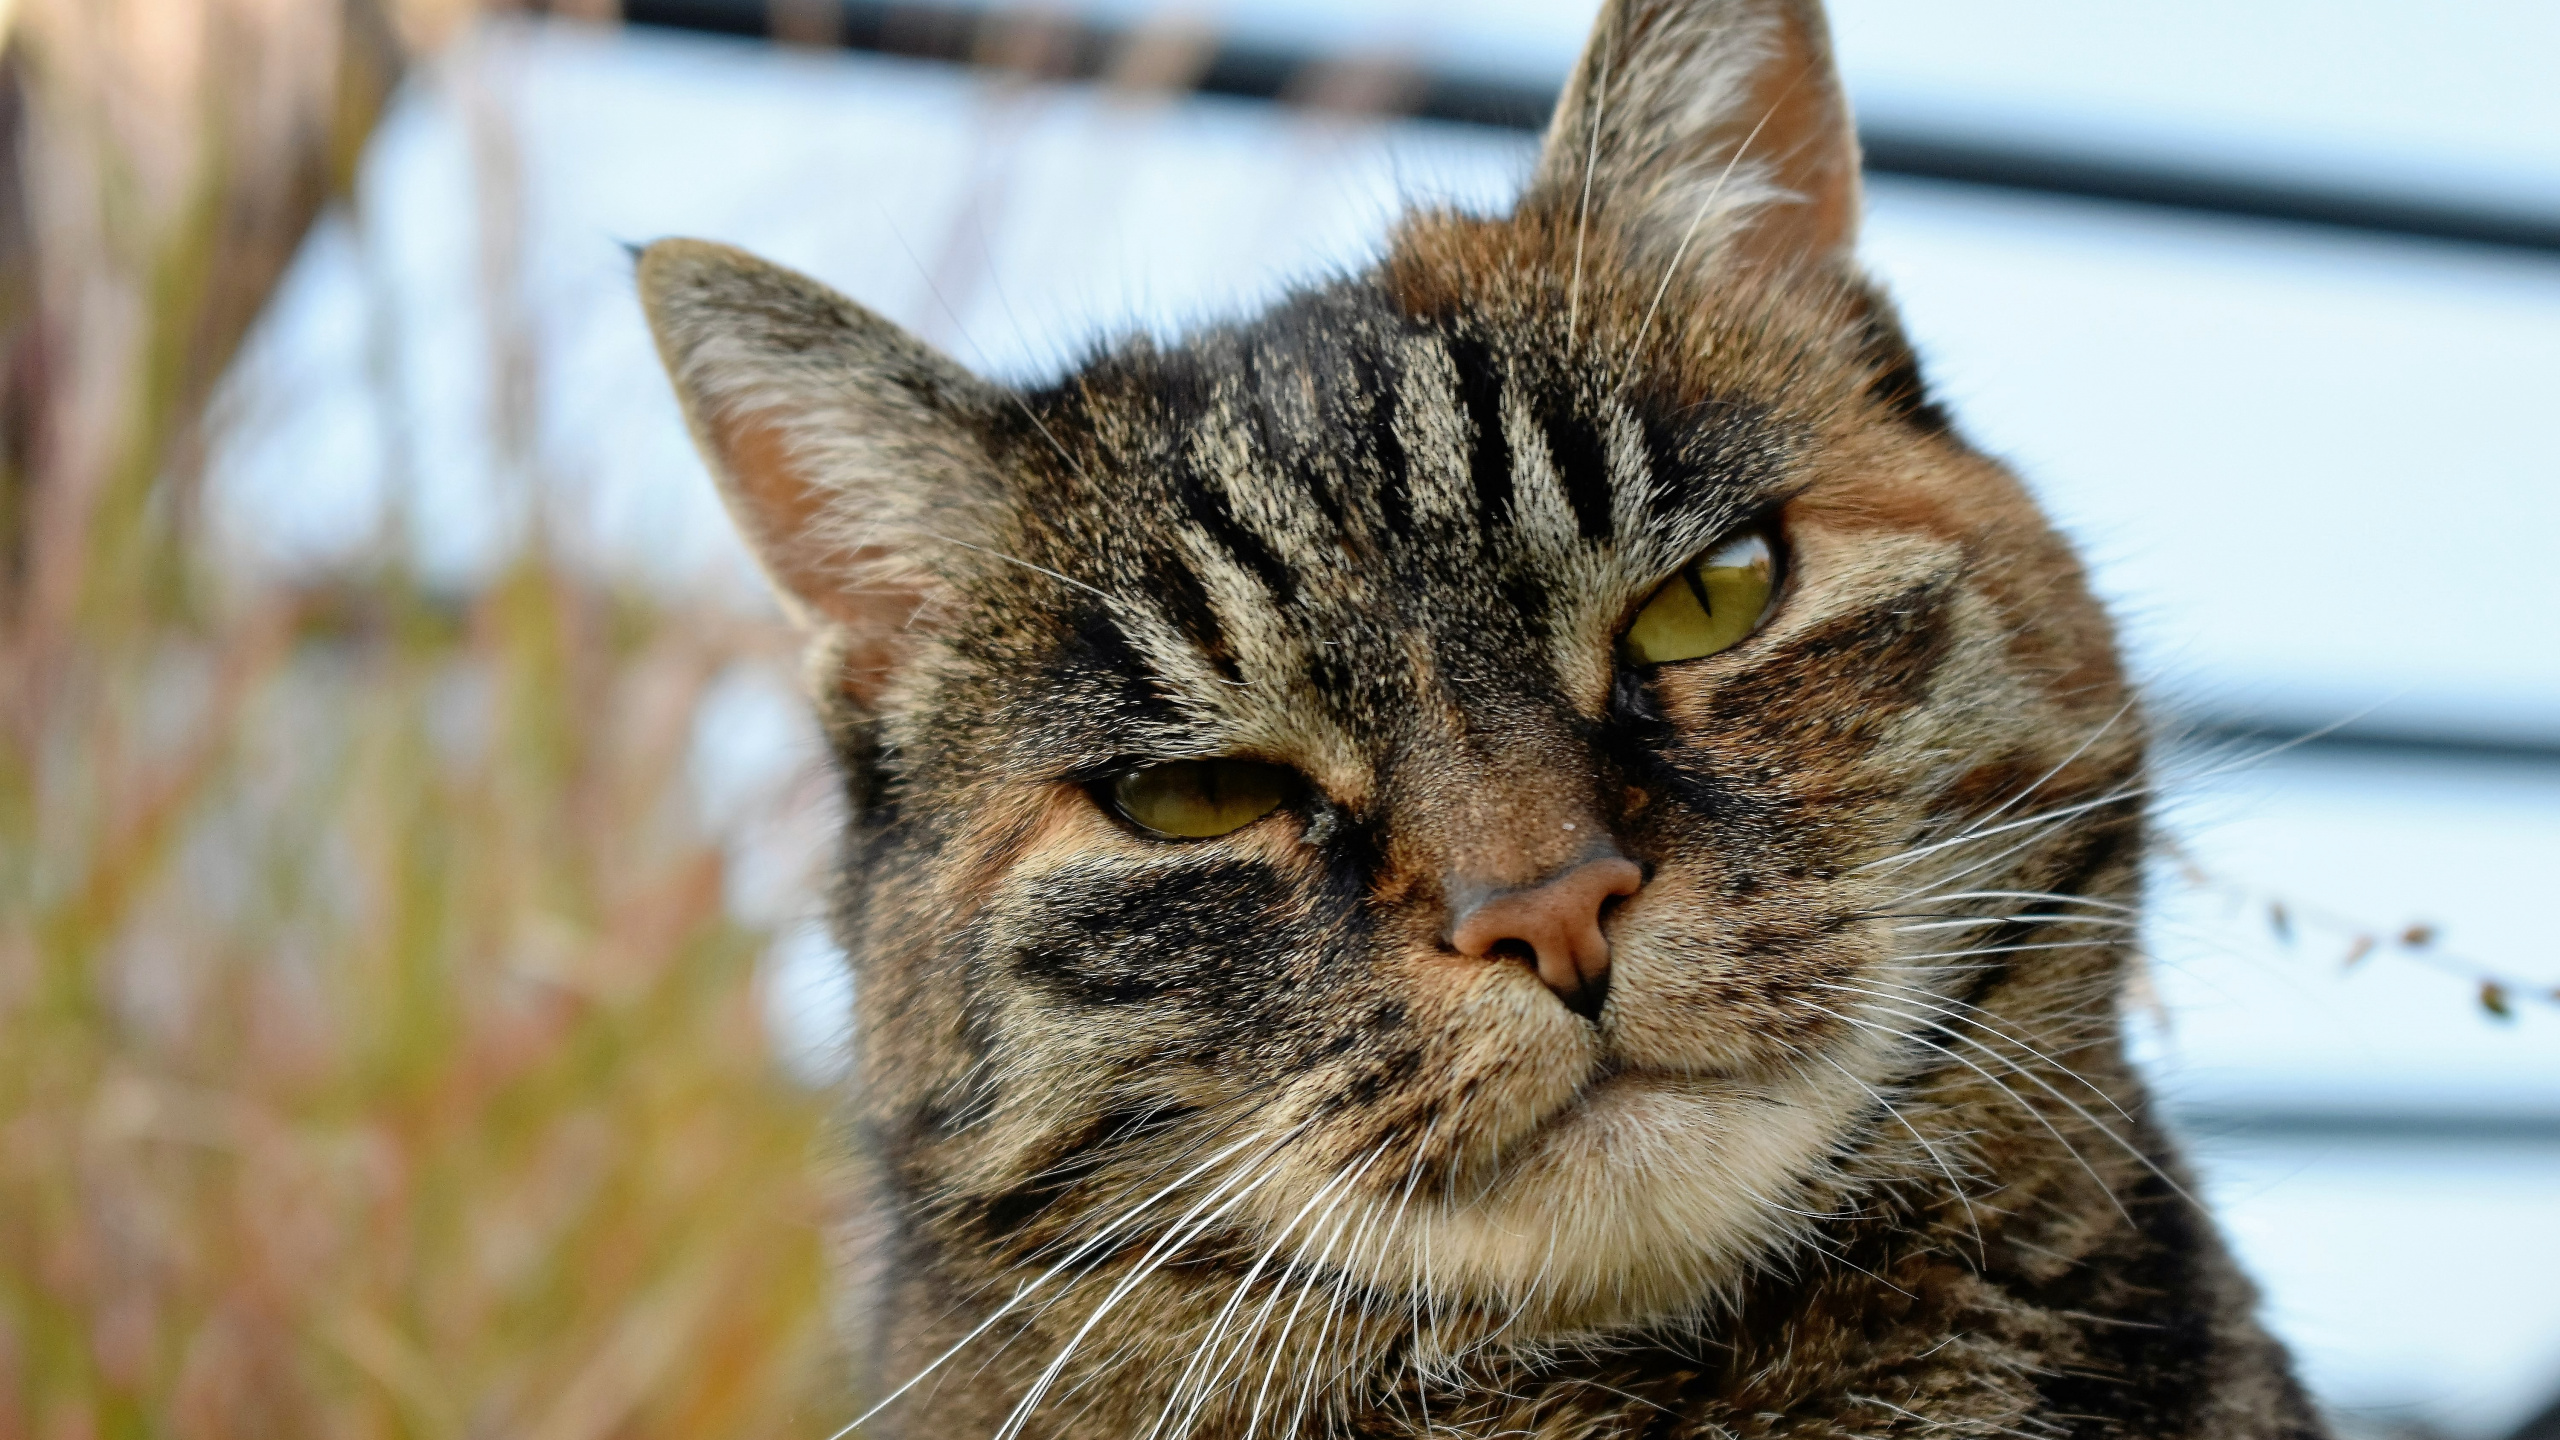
[1527,0,1861,278]
[638,238,1009,705]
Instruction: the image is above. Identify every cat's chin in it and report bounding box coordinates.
[1369,1062,1871,1336]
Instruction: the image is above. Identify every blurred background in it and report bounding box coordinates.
[2,1,2553,1436]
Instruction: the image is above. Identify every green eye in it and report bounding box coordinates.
[1621,528,1778,666]
[1108,759,1296,840]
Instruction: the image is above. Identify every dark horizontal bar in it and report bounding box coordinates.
[1861,133,2560,256]
[2174,720,2560,768]
[612,0,2560,258]
[2173,1106,2560,1145]
[2508,1392,2560,1440]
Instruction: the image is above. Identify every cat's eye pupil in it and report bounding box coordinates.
[1620,528,1778,667]
[1108,759,1295,840]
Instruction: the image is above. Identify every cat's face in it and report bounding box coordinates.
[644,0,2139,1358]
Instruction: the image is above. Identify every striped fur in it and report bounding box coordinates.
[637,1,2327,1435]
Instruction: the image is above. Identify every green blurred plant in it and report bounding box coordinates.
[0,3,849,1434]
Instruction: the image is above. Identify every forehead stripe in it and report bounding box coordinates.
[1540,403,1617,542]
[1173,453,1299,605]
[1438,332,1514,526]
[1143,551,1240,684]
[1348,343,1415,541]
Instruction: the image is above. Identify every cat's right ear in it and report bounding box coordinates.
[1525,0,1860,279]
[637,239,1008,708]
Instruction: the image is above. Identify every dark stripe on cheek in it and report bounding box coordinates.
[1442,332,1513,527]
[1010,860,1304,1009]
[1541,403,1616,541]
[979,1101,1199,1241]
[1767,579,1952,676]
[1692,579,1956,750]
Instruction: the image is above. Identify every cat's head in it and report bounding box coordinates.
[643,0,2137,1360]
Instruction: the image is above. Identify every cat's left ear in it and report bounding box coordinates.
[1525,0,1860,277]
[638,239,1010,709]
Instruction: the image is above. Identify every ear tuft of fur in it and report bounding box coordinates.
[1526,0,1861,281]
[637,238,1011,707]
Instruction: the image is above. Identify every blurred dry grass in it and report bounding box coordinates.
[0,2,850,1434]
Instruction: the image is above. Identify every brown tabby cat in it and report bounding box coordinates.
[637,0,2327,1434]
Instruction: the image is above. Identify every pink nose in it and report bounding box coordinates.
[1447,856,1644,1018]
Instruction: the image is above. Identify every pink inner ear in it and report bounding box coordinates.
[1527,0,1863,285]
[713,408,931,707]
[1725,7,1860,270]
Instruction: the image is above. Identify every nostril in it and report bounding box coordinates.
[1445,853,1643,1019]
[1558,970,1608,1022]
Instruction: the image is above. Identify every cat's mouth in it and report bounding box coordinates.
[1556,1058,1709,1113]
[1439,1055,1769,1198]
[1342,1052,1864,1331]
[1526,1061,1748,1144]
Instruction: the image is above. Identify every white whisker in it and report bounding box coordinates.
[831,1125,1275,1438]
[993,1127,1305,1440]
